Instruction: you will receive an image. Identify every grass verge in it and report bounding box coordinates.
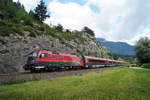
[0,67,150,100]
[0,76,42,85]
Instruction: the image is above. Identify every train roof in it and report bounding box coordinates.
[85,56,128,63]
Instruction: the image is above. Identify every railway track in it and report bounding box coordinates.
[0,66,122,85]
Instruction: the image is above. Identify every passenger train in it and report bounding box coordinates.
[23,50,128,72]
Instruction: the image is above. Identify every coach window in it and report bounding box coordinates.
[48,54,52,56]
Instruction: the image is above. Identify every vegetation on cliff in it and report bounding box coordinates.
[0,0,93,43]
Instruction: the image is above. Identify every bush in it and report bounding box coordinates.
[55,24,64,32]
[0,20,25,36]
[13,9,33,26]
[82,26,95,36]
[141,63,150,68]
[129,64,137,67]
[0,0,24,20]
[0,20,14,36]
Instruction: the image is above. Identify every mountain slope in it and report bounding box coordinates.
[96,38,136,56]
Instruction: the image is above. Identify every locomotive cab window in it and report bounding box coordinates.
[39,53,48,58]
[32,52,37,57]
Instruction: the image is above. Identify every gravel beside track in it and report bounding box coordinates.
[0,67,121,85]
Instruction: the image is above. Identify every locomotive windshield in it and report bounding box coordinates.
[27,51,38,57]
[32,52,37,57]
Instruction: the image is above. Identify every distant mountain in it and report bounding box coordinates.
[96,38,136,56]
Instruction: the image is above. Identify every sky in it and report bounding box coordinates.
[13,0,150,45]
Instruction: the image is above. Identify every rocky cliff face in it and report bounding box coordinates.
[0,33,104,73]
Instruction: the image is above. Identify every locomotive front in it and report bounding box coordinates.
[23,51,39,70]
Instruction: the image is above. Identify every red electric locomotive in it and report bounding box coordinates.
[23,50,85,72]
[23,50,128,72]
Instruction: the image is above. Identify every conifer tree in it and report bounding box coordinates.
[34,0,49,22]
[82,26,95,36]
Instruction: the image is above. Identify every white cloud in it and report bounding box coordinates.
[45,1,97,31]
[45,0,150,45]
[87,0,150,42]
[128,28,150,45]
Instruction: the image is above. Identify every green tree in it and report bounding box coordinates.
[101,46,110,58]
[55,24,63,32]
[135,37,150,64]
[0,0,23,20]
[29,10,35,17]
[82,26,95,36]
[34,0,49,22]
